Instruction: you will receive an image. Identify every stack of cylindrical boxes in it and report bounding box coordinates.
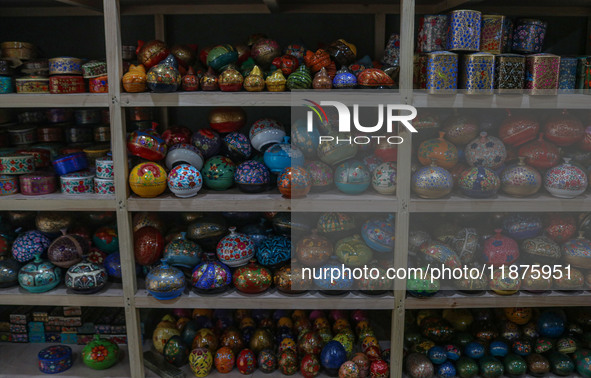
[415,11,588,95]
[0,306,128,344]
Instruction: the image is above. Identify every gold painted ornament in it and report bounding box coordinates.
[313,67,332,89]
[266,70,286,92]
[200,67,219,91]
[219,66,244,92]
[244,65,265,92]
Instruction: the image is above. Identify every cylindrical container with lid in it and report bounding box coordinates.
[417,15,448,53]
[38,345,73,374]
[0,175,19,195]
[576,56,589,90]
[500,157,542,197]
[48,57,82,75]
[83,145,109,167]
[512,18,547,54]
[446,10,481,52]
[94,177,115,195]
[8,125,36,145]
[49,76,85,94]
[16,148,51,168]
[0,155,35,175]
[480,14,506,55]
[495,54,525,93]
[52,152,88,175]
[19,171,57,195]
[15,76,49,93]
[37,125,64,142]
[81,61,107,78]
[60,170,94,195]
[1,41,36,60]
[460,52,494,95]
[65,126,93,144]
[559,57,578,92]
[0,76,14,94]
[525,54,560,95]
[426,51,458,94]
[93,125,110,142]
[45,108,73,124]
[95,156,114,178]
[74,109,101,125]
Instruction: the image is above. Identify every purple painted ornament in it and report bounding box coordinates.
[192,128,222,159]
[12,230,51,263]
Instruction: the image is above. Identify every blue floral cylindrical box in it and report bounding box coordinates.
[512,18,547,54]
[446,10,482,52]
[38,345,73,374]
[558,57,578,92]
[426,51,458,94]
[461,52,495,95]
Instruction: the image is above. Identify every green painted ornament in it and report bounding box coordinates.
[207,45,238,72]
[82,334,120,370]
[335,234,373,267]
[407,268,440,298]
[333,332,354,358]
[456,356,479,378]
[574,349,591,378]
[286,65,312,90]
[549,351,575,376]
[503,353,527,376]
[556,336,577,354]
[534,337,553,353]
[479,356,504,377]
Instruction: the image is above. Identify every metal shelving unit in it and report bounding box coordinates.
[1,0,591,377]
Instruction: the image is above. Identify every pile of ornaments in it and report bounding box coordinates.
[404,307,591,378]
[0,211,122,293]
[410,110,591,199]
[121,34,401,93]
[127,107,397,199]
[151,308,390,377]
[134,211,395,299]
[406,212,591,297]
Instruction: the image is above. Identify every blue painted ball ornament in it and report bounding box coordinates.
[191,253,232,293]
[320,340,348,376]
[459,166,500,198]
[437,361,457,378]
[235,160,271,193]
[428,346,448,364]
[334,160,370,194]
[216,227,255,267]
[167,164,203,198]
[332,66,357,89]
[314,259,353,293]
[361,214,395,253]
[0,258,21,288]
[12,230,51,263]
[18,255,61,293]
[464,341,485,359]
[445,345,461,361]
[537,310,565,338]
[263,136,305,174]
[145,259,186,300]
[291,119,320,157]
[490,341,509,357]
[223,132,251,162]
[256,235,291,268]
[192,129,222,159]
[502,214,542,240]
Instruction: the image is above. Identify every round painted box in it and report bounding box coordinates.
[0,155,35,175]
[48,57,82,75]
[95,157,114,178]
[38,345,73,374]
[89,76,108,93]
[8,125,37,145]
[81,61,107,78]
[0,175,18,195]
[52,152,88,175]
[49,76,85,94]
[19,172,57,195]
[60,171,94,195]
[94,177,115,195]
[74,109,102,126]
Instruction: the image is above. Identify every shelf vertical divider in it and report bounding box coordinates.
[103,1,144,377]
[154,13,170,129]
[392,0,415,377]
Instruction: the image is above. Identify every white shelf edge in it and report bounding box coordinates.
[0,193,116,211]
[0,282,125,307]
[0,93,109,108]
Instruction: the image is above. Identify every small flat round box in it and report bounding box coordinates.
[19,171,57,195]
[94,177,115,195]
[38,345,73,374]
[0,175,19,196]
[52,152,88,175]
[49,75,85,94]
[60,170,94,195]
[81,61,107,78]
[48,57,82,75]
[15,76,48,93]
[0,154,35,175]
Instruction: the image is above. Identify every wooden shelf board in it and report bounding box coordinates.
[412,92,591,109]
[128,189,396,212]
[0,193,116,211]
[409,192,591,212]
[0,93,109,108]
[0,343,131,378]
[405,290,591,309]
[0,281,125,307]
[135,285,395,309]
[120,90,402,107]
